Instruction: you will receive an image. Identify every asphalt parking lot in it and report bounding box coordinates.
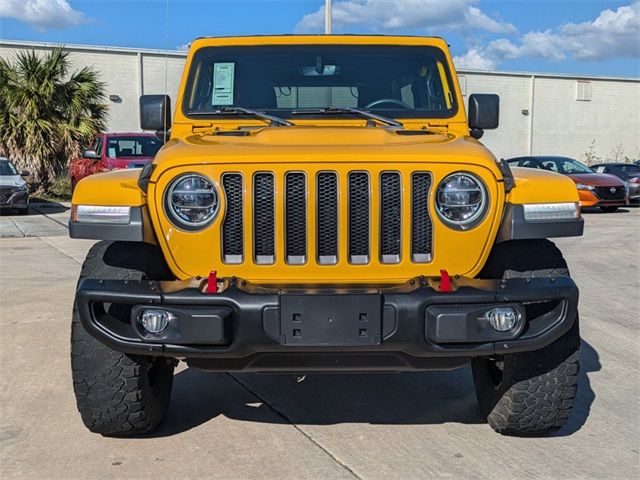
[0,206,638,479]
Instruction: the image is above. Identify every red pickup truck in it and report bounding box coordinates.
[70,133,163,190]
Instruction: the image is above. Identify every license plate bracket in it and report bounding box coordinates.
[279,294,382,346]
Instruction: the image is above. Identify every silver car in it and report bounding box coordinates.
[0,157,29,214]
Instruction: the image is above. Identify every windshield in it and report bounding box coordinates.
[619,164,640,173]
[106,136,162,158]
[539,157,594,174]
[184,45,458,120]
[0,160,19,176]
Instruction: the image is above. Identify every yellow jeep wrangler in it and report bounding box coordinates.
[69,35,584,437]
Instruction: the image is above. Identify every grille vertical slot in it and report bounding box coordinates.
[348,172,370,264]
[380,172,401,263]
[317,172,338,264]
[253,172,275,264]
[221,173,244,263]
[411,172,433,263]
[285,173,307,264]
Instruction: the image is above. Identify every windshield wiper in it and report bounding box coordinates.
[291,107,403,128]
[190,107,294,127]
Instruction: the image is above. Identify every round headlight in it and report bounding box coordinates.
[165,174,219,230]
[435,172,488,229]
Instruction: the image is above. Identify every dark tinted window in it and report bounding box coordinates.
[184,45,458,119]
[106,136,162,158]
[0,159,18,176]
[534,157,592,174]
[619,164,640,173]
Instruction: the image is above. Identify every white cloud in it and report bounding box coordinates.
[454,2,640,70]
[0,0,86,30]
[295,0,515,34]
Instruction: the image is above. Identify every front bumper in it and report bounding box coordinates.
[578,189,627,208]
[0,189,28,208]
[75,276,579,372]
[626,183,640,203]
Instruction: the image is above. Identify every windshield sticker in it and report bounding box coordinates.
[108,147,116,158]
[212,62,235,105]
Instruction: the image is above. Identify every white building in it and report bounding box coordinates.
[1,39,639,162]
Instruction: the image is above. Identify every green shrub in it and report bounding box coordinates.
[46,176,72,201]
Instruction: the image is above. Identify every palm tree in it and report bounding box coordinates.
[0,47,107,191]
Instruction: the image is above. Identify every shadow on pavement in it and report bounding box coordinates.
[31,200,69,215]
[553,339,601,437]
[581,207,630,214]
[149,339,600,438]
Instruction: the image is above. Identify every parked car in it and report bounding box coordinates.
[69,35,585,438]
[0,157,29,214]
[591,163,640,204]
[507,156,627,212]
[70,133,163,190]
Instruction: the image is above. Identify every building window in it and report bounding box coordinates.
[458,76,467,96]
[576,81,592,101]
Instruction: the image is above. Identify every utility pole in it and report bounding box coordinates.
[325,0,332,34]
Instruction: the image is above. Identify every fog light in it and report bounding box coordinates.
[486,307,519,332]
[138,309,173,334]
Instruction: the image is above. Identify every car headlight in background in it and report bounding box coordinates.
[165,173,219,230]
[435,172,488,229]
[575,183,595,190]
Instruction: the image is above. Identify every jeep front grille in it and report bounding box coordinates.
[411,172,433,263]
[221,174,244,263]
[221,170,432,266]
[285,173,307,264]
[316,172,339,264]
[253,173,275,264]
[380,172,402,263]
[348,172,370,264]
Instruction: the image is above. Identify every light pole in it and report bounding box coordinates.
[325,0,332,34]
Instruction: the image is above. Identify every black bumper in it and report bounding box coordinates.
[75,276,579,372]
[0,190,28,208]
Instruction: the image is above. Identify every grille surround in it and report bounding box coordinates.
[219,169,435,268]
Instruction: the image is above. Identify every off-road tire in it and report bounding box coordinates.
[472,239,580,436]
[71,241,175,436]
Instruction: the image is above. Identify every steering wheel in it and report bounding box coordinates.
[364,98,412,109]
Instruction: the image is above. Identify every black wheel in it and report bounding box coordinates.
[71,241,175,436]
[473,239,580,436]
[600,206,618,212]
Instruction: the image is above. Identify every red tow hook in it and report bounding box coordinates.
[439,269,452,292]
[206,270,218,294]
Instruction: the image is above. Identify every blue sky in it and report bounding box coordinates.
[0,0,639,76]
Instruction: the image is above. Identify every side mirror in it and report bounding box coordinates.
[20,170,30,177]
[140,94,172,132]
[82,149,100,159]
[468,94,499,139]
